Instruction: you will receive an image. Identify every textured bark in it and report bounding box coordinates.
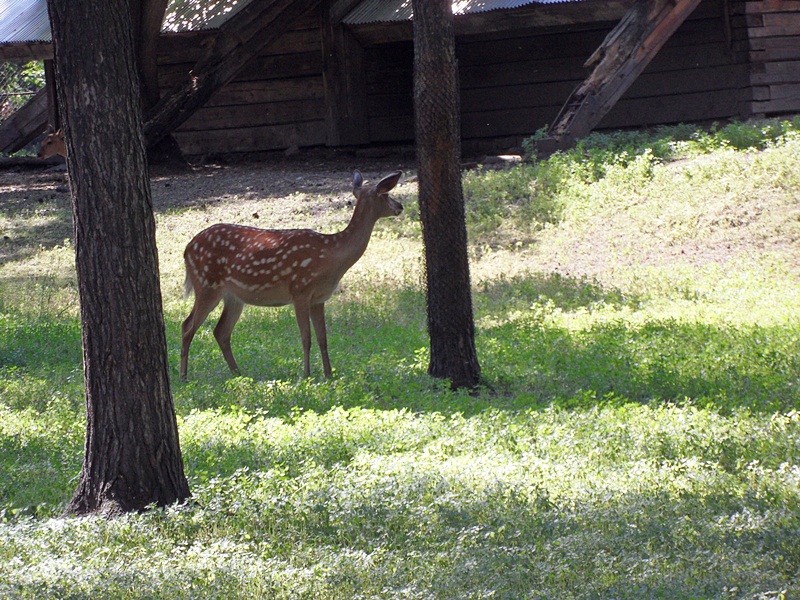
[413,0,481,389]
[47,0,190,516]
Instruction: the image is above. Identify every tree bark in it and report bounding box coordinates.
[47,0,190,516]
[412,0,481,389]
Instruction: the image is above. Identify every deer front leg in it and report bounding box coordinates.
[310,302,332,378]
[293,298,313,377]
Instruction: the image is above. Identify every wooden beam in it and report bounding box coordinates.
[143,0,318,148]
[330,0,363,24]
[44,60,60,130]
[537,0,703,155]
[0,88,48,153]
[0,43,53,61]
[322,0,370,146]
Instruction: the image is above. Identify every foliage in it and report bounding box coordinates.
[0,61,46,122]
[1,117,800,598]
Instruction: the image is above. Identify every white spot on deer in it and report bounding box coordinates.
[300,258,312,268]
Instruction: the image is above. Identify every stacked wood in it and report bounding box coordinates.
[743,0,800,115]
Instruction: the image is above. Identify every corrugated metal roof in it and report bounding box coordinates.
[162,0,254,33]
[0,0,255,45]
[0,0,51,45]
[342,0,577,25]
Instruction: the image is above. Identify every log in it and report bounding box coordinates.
[537,0,703,155]
[0,88,48,154]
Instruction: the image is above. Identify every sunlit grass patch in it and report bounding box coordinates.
[2,117,800,598]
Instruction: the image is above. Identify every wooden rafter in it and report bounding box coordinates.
[0,88,48,154]
[322,0,370,146]
[537,0,703,155]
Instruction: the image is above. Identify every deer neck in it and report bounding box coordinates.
[331,199,380,267]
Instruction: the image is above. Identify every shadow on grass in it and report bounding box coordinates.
[0,312,82,377]
[474,270,641,314]
[3,270,799,514]
[0,190,73,267]
[168,272,800,418]
[3,270,797,419]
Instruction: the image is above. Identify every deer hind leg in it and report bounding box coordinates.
[293,297,313,378]
[310,302,332,378]
[180,288,222,381]
[214,295,245,376]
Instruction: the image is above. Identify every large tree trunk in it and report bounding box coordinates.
[47,0,190,516]
[412,0,481,389]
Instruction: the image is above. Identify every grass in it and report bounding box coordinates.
[1,118,800,598]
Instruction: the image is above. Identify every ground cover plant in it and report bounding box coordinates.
[1,118,799,599]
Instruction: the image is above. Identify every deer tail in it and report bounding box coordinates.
[183,270,194,299]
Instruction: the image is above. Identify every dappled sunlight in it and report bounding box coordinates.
[3,119,800,598]
[4,403,796,596]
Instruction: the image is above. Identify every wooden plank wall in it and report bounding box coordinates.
[157,12,326,156]
[150,0,767,157]
[741,0,800,115]
[364,0,750,151]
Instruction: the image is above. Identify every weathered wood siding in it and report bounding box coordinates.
[157,12,326,156]
[741,0,800,115]
[364,0,750,150]
[149,0,782,157]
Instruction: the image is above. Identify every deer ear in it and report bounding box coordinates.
[376,171,402,194]
[352,170,363,193]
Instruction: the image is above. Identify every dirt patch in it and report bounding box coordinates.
[1,156,414,210]
[0,157,416,267]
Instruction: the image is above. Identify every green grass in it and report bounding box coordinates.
[1,119,800,598]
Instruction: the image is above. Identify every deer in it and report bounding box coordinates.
[180,170,403,381]
[37,129,66,159]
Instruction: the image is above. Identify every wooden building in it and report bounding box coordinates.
[1,0,800,157]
